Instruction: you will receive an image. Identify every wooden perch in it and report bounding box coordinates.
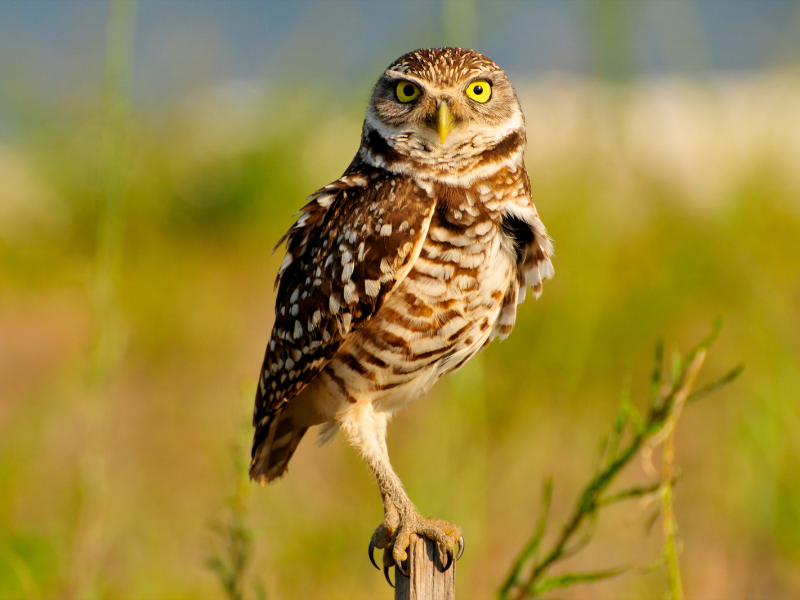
[395,535,456,600]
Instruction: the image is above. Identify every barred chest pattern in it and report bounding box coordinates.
[316,167,548,414]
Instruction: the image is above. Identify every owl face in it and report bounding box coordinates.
[364,48,525,161]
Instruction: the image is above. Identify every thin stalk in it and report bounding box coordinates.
[66,2,137,598]
[498,325,739,600]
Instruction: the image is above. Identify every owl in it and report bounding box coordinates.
[250,47,553,584]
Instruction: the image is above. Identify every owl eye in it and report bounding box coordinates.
[395,81,421,103]
[466,80,492,103]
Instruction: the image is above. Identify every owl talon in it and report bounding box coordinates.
[368,540,379,570]
[440,548,454,572]
[456,535,465,561]
[384,565,394,588]
[396,556,409,577]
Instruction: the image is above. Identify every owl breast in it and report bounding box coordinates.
[308,177,519,416]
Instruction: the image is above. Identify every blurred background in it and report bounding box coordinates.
[1,1,800,598]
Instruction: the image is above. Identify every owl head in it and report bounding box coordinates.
[361,47,525,174]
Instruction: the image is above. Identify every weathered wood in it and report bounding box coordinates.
[395,535,456,600]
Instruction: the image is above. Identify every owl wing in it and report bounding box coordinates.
[252,164,436,447]
[493,171,554,341]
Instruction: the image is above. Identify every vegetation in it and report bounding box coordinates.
[207,393,266,600]
[1,4,800,599]
[499,324,742,599]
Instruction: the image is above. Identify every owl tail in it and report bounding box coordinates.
[250,409,308,484]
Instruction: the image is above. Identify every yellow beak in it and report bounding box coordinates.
[437,101,456,145]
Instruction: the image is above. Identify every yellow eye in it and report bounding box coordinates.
[466,80,492,103]
[396,81,421,103]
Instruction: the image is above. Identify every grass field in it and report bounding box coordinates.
[1,62,800,598]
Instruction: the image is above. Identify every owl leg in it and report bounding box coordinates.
[340,403,463,579]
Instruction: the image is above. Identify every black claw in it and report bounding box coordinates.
[441,548,454,572]
[397,556,409,577]
[456,535,465,561]
[384,565,394,588]
[368,540,379,570]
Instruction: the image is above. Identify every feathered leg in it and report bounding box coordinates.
[339,403,462,574]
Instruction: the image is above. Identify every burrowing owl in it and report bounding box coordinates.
[250,47,553,582]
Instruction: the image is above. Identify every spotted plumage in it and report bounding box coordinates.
[250,47,553,574]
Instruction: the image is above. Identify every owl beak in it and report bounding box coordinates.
[437,101,456,145]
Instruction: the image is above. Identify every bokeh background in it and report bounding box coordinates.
[2,1,800,598]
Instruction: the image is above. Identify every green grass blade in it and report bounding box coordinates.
[533,566,629,594]
[498,477,553,600]
[603,372,633,467]
[649,337,665,404]
[599,480,665,507]
[687,363,744,404]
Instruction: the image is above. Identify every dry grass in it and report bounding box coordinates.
[1,60,799,598]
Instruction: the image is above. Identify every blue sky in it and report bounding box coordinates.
[0,0,798,122]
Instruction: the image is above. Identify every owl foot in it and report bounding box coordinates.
[369,514,401,587]
[369,511,464,585]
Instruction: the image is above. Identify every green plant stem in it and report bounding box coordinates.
[658,350,706,600]
[508,418,647,600]
[499,325,732,600]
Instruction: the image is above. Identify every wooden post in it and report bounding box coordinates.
[395,535,456,600]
